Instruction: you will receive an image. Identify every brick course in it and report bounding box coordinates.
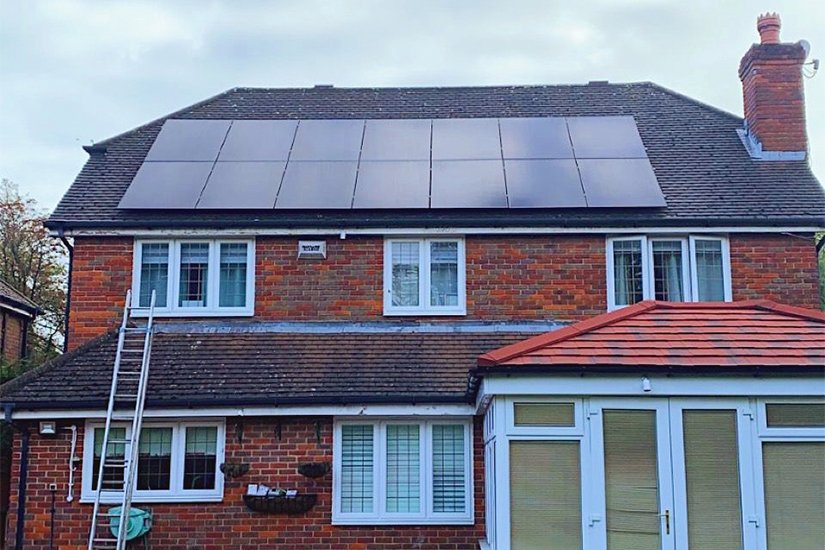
[4,417,485,549]
[66,233,821,349]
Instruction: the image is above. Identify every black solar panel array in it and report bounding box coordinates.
[118,116,666,210]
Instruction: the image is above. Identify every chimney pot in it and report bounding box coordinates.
[757,12,782,44]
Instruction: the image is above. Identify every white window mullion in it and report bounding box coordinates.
[170,241,182,313]
[680,238,691,301]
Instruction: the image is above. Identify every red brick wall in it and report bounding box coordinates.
[67,237,133,351]
[730,233,820,308]
[66,233,821,350]
[4,417,485,549]
[1,311,26,361]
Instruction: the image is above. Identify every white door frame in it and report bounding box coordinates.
[587,398,676,550]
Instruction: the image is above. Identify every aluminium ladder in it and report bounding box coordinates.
[87,290,156,550]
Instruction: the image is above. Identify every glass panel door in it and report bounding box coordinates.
[589,399,674,550]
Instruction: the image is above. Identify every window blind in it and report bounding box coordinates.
[513,402,575,427]
[603,410,660,550]
[432,424,465,513]
[510,440,582,550]
[765,403,825,427]
[340,425,374,513]
[683,410,743,550]
[763,442,825,550]
[386,424,420,513]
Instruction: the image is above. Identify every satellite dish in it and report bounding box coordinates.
[800,39,811,58]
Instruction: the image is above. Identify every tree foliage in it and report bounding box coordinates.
[0,178,66,367]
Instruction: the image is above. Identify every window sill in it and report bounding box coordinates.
[80,493,223,504]
[130,308,254,318]
[332,516,475,526]
[383,308,467,317]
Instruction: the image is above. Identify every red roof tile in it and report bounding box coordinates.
[478,300,825,370]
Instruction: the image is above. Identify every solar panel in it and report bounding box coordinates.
[353,161,430,208]
[431,118,501,160]
[197,162,285,209]
[217,120,297,161]
[578,159,666,207]
[144,120,231,162]
[499,117,573,159]
[431,160,507,208]
[276,161,358,208]
[505,159,586,208]
[289,120,364,161]
[566,116,647,158]
[360,120,431,161]
[119,162,214,208]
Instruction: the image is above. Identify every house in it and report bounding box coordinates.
[0,12,823,550]
[0,279,39,364]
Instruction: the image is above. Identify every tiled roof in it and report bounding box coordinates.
[47,83,824,230]
[0,278,39,315]
[477,300,825,371]
[0,325,540,410]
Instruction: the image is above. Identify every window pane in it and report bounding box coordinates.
[184,426,218,490]
[341,425,374,513]
[612,240,643,306]
[766,403,825,427]
[179,243,209,307]
[139,243,169,307]
[92,427,126,491]
[432,424,465,513]
[683,410,743,550]
[651,240,684,301]
[219,242,248,307]
[386,424,420,513]
[763,442,825,550]
[694,239,725,301]
[510,441,582,550]
[391,242,420,307]
[430,241,459,307]
[137,427,172,491]
[603,410,660,550]
[514,403,575,427]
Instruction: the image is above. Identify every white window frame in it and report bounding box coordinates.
[80,419,226,503]
[606,235,732,310]
[332,417,474,525]
[132,238,255,317]
[383,237,466,316]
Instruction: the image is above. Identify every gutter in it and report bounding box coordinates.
[57,229,73,353]
[3,404,29,549]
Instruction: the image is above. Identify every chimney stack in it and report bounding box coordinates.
[738,13,808,159]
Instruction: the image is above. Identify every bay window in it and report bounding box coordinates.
[133,239,254,316]
[384,238,466,315]
[333,419,473,524]
[83,421,224,503]
[607,235,731,309]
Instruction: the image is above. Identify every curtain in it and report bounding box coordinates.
[652,241,683,301]
[694,239,724,301]
[219,243,247,307]
[613,240,643,305]
[430,241,458,306]
[391,242,420,306]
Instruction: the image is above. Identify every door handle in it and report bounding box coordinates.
[660,509,670,535]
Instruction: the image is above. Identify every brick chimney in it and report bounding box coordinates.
[738,13,809,159]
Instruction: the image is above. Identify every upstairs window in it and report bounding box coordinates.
[383,238,466,315]
[606,235,731,309]
[133,239,254,316]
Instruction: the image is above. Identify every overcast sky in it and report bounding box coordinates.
[1,0,823,211]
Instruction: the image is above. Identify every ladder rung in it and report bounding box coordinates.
[120,349,145,354]
[114,393,138,399]
[111,415,135,422]
[106,438,131,444]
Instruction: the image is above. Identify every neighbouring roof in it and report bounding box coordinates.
[476,300,825,373]
[47,83,825,230]
[0,323,548,410]
[0,279,39,316]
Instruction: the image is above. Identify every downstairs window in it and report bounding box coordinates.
[333,419,473,524]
